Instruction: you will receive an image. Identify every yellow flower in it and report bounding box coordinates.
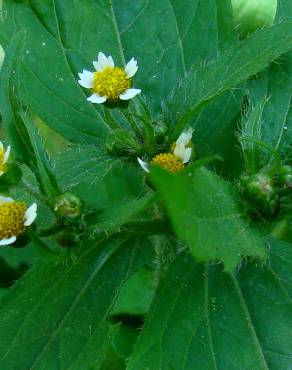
[138,128,193,173]
[78,52,141,104]
[0,196,37,246]
[0,141,11,176]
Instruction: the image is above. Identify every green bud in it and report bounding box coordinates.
[240,173,278,216]
[54,192,84,222]
[275,165,292,189]
[106,129,141,156]
[232,0,277,37]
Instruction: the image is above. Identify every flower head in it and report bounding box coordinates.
[138,128,193,173]
[0,141,11,177]
[78,52,141,104]
[0,196,37,246]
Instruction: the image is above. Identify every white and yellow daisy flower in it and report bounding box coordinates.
[78,52,141,104]
[0,141,11,177]
[138,128,193,173]
[0,196,37,246]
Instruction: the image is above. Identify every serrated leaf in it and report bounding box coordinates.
[164,22,292,140]
[128,248,292,370]
[151,166,266,271]
[0,235,151,369]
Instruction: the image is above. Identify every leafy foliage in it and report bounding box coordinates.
[0,0,291,369]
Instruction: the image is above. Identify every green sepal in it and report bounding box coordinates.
[106,129,141,156]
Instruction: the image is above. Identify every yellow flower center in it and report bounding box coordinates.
[0,148,6,173]
[151,153,184,173]
[0,202,27,239]
[92,66,131,102]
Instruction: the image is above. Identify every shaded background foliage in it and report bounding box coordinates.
[0,0,291,369]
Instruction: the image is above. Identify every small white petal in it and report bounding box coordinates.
[182,147,192,164]
[87,94,107,104]
[174,142,187,163]
[98,52,111,69]
[93,60,103,72]
[176,128,193,146]
[0,236,17,246]
[119,88,141,100]
[107,55,115,67]
[137,157,150,173]
[24,203,37,226]
[0,142,3,151]
[0,196,14,204]
[3,145,11,164]
[125,58,138,78]
[78,70,94,88]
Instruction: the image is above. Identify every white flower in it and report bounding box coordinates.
[137,128,193,173]
[78,52,141,104]
[173,128,193,163]
[0,196,37,246]
[0,141,11,176]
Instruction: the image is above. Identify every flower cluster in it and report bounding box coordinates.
[138,128,193,173]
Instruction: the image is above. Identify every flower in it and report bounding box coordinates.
[0,141,11,176]
[0,196,37,246]
[78,52,141,104]
[138,128,193,173]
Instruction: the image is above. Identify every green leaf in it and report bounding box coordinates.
[128,248,292,370]
[164,22,292,140]
[0,236,151,369]
[151,166,266,271]
[55,144,120,190]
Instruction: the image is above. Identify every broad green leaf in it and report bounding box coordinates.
[151,166,266,271]
[89,193,155,233]
[55,144,120,190]
[0,235,152,369]
[164,22,292,140]
[128,248,292,370]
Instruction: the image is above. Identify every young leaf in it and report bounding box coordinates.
[128,249,292,370]
[0,235,152,369]
[164,21,292,140]
[151,166,266,271]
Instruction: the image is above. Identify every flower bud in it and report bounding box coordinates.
[54,192,84,222]
[240,173,279,216]
[275,165,292,189]
[106,129,141,156]
[232,0,277,37]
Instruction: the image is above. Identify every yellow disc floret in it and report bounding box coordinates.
[93,66,130,102]
[151,153,184,173]
[0,148,6,173]
[0,201,27,239]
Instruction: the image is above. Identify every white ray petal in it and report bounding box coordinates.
[119,88,141,100]
[4,145,11,163]
[107,55,115,67]
[87,94,107,104]
[137,157,150,173]
[125,58,138,78]
[0,141,3,151]
[78,70,94,88]
[98,52,111,69]
[24,203,38,226]
[0,196,14,204]
[182,147,192,163]
[176,128,193,146]
[0,236,17,245]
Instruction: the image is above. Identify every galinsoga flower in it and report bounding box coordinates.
[0,196,37,246]
[78,52,141,104]
[0,141,11,177]
[138,128,193,173]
